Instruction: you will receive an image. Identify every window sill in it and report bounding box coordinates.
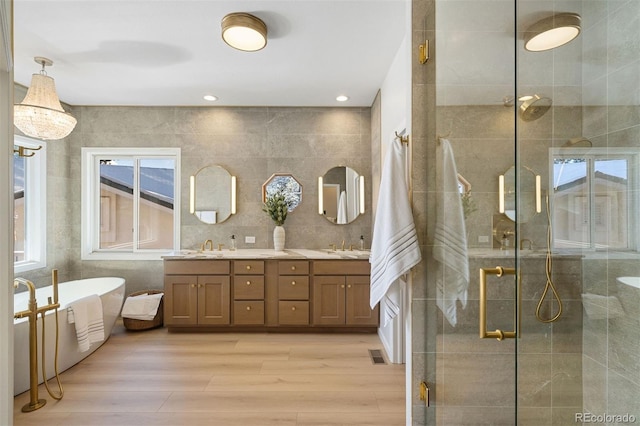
[81,251,172,261]
[14,260,47,274]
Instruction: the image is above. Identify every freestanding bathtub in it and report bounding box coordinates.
[13,277,125,396]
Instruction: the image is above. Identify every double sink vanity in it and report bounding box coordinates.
[162,249,379,332]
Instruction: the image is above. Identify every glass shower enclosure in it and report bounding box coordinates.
[416,0,640,424]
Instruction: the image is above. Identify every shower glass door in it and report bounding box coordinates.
[423,0,640,424]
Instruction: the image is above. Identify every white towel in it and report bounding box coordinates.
[370,137,422,323]
[67,294,104,353]
[195,210,217,224]
[121,292,163,321]
[337,191,347,224]
[433,139,469,327]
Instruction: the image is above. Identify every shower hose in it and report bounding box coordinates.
[535,194,563,323]
[39,308,64,400]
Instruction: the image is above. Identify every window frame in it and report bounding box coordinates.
[14,135,47,273]
[81,147,181,260]
[550,147,639,251]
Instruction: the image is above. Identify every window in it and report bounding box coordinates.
[81,148,180,260]
[14,136,47,273]
[551,148,638,250]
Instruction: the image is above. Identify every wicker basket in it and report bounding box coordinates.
[122,290,164,331]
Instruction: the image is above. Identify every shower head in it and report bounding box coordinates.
[563,137,592,148]
[519,95,552,121]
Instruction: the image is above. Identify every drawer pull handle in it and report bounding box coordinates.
[291,266,296,271]
[246,281,251,285]
[246,265,251,270]
[292,306,296,311]
[246,306,251,311]
[291,281,296,286]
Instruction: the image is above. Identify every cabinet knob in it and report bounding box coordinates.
[291,266,296,271]
[341,284,345,288]
[199,284,203,288]
[246,306,251,311]
[291,281,296,286]
[191,284,196,288]
[292,306,296,311]
[347,284,352,289]
[246,265,251,270]
[246,281,251,285]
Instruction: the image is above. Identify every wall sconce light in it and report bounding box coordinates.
[318,177,324,215]
[524,13,581,52]
[359,176,365,214]
[14,57,77,140]
[221,13,267,52]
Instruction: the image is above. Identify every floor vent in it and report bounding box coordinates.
[368,349,387,365]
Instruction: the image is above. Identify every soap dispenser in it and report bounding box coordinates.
[359,235,365,250]
[230,235,237,251]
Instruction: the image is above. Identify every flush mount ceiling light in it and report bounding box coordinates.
[221,13,267,52]
[524,13,581,52]
[14,57,77,140]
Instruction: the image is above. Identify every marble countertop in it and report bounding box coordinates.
[162,248,372,260]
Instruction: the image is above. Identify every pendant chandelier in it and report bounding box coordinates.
[14,57,77,141]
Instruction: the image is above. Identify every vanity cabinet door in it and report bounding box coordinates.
[164,275,198,325]
[198,275,230,325]
[312,275,346,325]
[345,275,378,325]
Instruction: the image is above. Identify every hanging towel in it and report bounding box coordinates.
[68,294,104,353]
[337,190,348,224]
[121,292,164,321]
[433,138,469,327]
[370,137,422,325]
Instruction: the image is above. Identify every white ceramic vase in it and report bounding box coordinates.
[273,225,285,251]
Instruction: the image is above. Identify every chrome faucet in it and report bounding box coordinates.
[520,238,533,250]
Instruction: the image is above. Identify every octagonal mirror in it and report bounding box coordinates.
[318,166,365,224]
[262,173,302,212]
[189,164,236,224]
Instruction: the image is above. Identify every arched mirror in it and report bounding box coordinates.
[262,173,302,212]
[318,166,365,224]
[189,165,236,224]
[499,165,541,223]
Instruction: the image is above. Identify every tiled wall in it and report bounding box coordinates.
[580,0,640,420]
[19,105,372,294]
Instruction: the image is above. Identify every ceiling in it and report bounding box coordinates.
[13,0,407,108]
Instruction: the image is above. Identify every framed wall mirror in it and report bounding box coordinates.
[318,166,365,224]
[189,164,236,224]
[262,173,302,212]
[499,165,541,223]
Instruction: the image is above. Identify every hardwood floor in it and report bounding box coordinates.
[13,322,405,425]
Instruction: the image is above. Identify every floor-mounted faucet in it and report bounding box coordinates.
[14,272,62,412]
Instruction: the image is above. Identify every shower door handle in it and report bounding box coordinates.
[479,266,520,341]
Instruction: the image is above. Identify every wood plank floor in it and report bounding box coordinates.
[14,322,405,426]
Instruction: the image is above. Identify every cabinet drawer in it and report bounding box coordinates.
[278,301,309,325]
[234,260,265,275]
[233,301,265,325]
[164,260,230,275]
[313,260,370,275]
[233,276,265,300]
[278,260,309,275]
[278,276,309,300]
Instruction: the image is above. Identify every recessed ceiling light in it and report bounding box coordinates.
[336,95,349,102]
[203,95,218,101]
